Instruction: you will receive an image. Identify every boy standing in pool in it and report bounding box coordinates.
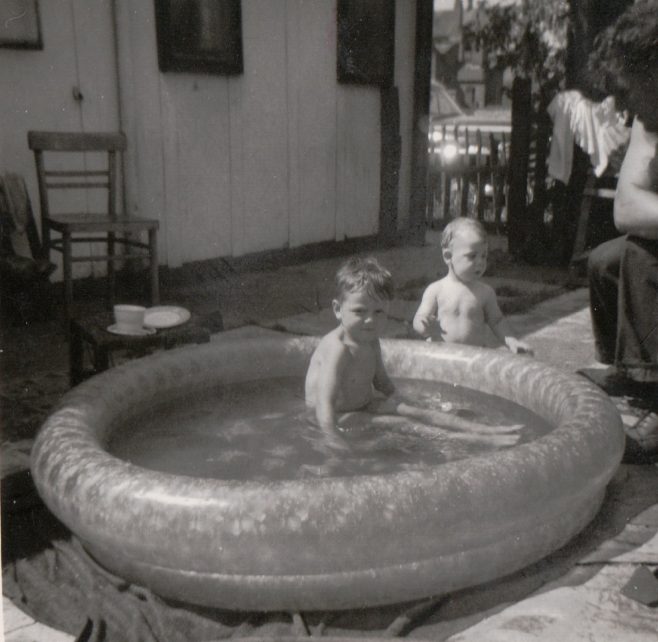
[413,218,532,354]
[305,256,520,449]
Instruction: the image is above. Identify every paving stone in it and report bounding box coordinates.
[446,580,658,642]
[607,531,658,564]
[5,621,73,642]
[632,504,658,528]
[2,597,34,632]
[581,562,651,590]
[620,565,658,606]
[446,478,658,641]
[579,527,658,564]
[483,276,563,296]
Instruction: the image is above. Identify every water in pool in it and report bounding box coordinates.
[109,377,552,481]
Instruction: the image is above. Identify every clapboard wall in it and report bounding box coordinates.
[1,1,416,272]
[116,0,416,267]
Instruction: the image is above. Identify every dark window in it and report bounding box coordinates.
[337,0,395,87]
[154,0,243,75]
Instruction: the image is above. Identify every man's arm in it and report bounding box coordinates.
[614,118,658,239]
[412,283,439,338]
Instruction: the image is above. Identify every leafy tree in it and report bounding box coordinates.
[463,0,569,109]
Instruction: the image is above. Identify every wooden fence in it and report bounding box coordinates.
[426,124,510,231]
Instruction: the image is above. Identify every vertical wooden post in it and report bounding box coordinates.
[440,124,449,223]
[489,133,500,227]
[460,128,470,216]
[408,0,434,244]
[527,102,551,247]
[507,76,532,255]
[379,86,401,242]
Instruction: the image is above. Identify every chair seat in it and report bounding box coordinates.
[47,214,159,233]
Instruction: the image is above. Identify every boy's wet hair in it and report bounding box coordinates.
[441,217,487,250]
[335,256,395,302]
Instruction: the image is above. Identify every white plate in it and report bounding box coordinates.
[106,324,157,337]
[143,306,191,329]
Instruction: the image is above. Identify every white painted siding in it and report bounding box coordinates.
[395,0,417,228]
[336,86,380,240]
[2,1,418,272]
[235,0,290,255]
[287,0,338,247]
[117,0,416,266]
[0,0,120,280]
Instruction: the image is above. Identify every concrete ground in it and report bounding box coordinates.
[2,230,657,640]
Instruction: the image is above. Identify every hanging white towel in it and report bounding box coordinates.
[547,91,630,183]
[547,91,577,183]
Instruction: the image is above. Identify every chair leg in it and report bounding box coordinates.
[149,228,159,305]
[570,176,596,269]
[62,231,73,335]
[41,223,52,262]
[69,319,84,387]
[107,232,116,309]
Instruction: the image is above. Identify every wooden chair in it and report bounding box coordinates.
[27,131,159,327]
[568,167,618,280]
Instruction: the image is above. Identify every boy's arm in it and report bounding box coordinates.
[373,340,396,398]
[412,284,439,338]
[314,345,351,447]
[483,287,533,354]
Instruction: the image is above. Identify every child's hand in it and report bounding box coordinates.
[414,316,432,338]
[505,337,534,355]
[324,427,352,453]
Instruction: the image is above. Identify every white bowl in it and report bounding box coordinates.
[113,304,146,332]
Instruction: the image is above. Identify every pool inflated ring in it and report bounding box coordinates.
[31,336,624,611]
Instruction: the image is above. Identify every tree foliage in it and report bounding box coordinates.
[463,0,569,106]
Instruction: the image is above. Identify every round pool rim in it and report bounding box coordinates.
[31,335,624,611]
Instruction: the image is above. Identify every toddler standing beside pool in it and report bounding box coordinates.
[305,256,521,450]
[413,217,533,354]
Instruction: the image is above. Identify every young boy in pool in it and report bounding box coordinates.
[305,256,521,450]
[413,218,532,354]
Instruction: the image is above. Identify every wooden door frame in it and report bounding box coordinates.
[408,0,433,244]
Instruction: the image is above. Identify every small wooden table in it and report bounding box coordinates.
[69,313,212,387]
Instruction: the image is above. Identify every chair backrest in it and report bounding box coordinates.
[27,131,127,224]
